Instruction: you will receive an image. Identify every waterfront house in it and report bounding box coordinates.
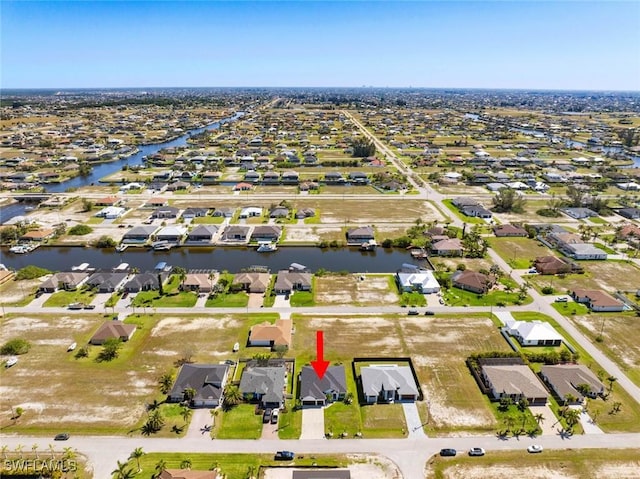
[395,268,440,294]
[168,363,230,407]
[122,226,158,243]
[89,320,136,345]
[232,272,270,293]
[346,226,375,244]
[220,225,250,242]
[85,271,129,293]
[123,272,168,292]
[155,225,187,243]
[348,171,369,184]
[182,273,214,293]
[273,270,312,294]
[233,182,253,191]
[250,225,282,242]
[360,366,419,404]
[20,228,54,242]
[186,225,218,244]
[39,272,89,292]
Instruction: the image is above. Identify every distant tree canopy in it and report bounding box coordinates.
[617,128,639,148]
[95,235,117,248]
[68,224,93,236]
[492,188,526,213]
[351,138,376,158]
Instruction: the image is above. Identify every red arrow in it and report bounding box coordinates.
[310,330,330,380]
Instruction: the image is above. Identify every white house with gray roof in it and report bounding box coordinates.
[299,365,347,407]
[360,365,419,404]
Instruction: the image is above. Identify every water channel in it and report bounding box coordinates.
[0,246,421,274]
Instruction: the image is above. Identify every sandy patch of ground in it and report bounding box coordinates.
[263,454,401,479]
[315,275,398,306]
[151,315,239,335]
[438,465,577,479]
[0,278,41,303]
[594,462,640,478]
[424,383,494,429]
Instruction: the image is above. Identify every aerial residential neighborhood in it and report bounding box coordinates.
[1,1,640,478]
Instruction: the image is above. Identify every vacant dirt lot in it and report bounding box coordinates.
[315,274,399,306]
[529,260,640,293]
[263,455,401,479]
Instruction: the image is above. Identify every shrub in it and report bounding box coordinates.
[541,286,555,295]
[95,235,116,248]
[1,338,31,355]
[15,265,51,280]
[68,224,93,236]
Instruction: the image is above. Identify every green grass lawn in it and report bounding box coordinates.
[442,199,486,224]
[132,290,197,307]
[360,403,407,438]
[205,292,249,307]
[399,291,427,306]
[43,288,96,307]
[290,290,315,306]
[443,287,530,307]
[487,236,551,269]
[325,401,362,438]
[489,401,540,436]
[117,453,348,479]
[277,400,302,439]
[214,404,263,439]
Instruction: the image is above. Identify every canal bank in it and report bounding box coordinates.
[0,245,423,273]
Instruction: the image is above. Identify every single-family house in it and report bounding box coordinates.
[251,225,282,242]
[232,271,270,293]
[533,256,583,275]
[299,365,347,407]
[273,270,312,294]
[324,171,344,184]
[220,225,250,242]
[431,238,463,256]
[571,289,625,312]
[480,361,548,405]
[168,364,230,407]
[152,206,180,219]
[461,204,493,218]
[561,243,607,260]
[155,225,187,243]
[395,269,440,294]
[95,206,126,219]
[616,208,640,220]
[452,270,494,294]
[504,318,563,346]
[282,171,300,183]
[360,366,419,404]
[249,319,292,349]
[239,206,263,218]
[122,226,158,243]
[493,224,528,237]
[89,320,136,345]
[20,229,55,242]
[233,182,253,191]
[212,207,235,218]
[182,273,214,293]
[296,208,316,219]
[123,272,168,292]
[186,225,218,244]
[145,197,168,208]
[540,365,605,403]
[269,206,290,218]
[561,208,599,220]
[182,207,209,219]
[346,226,375,244]
[39,271,89,292]
[239,366,286,408]
[95,196,121,207]
[348,171,369,184]
[85,271,129,293]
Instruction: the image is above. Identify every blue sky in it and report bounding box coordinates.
[2,1,639,90]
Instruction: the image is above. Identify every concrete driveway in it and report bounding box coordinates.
[184,408,214,439]
[273,294,290,308]
[300,407,325,439]
[529,404,558,436]
[402,402,426,438]
[248,292,264,308]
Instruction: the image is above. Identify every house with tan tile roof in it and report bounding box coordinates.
[249,318,292,349]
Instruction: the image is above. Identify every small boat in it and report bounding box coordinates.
[360,240,377,251]
[152,241,173,251]
[256,241,277,252]
[24,206,36,212]
[115,244,128,252]
[67,342,77,352]
[232,342,240,352]
[5,357,18,368]
[9,245,27,254]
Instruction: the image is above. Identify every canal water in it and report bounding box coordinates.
[45,112,243,193]
[0,246,421,274]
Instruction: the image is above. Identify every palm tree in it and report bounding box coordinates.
[1,445,8,460]
[158,372,174,394]
[112,460,136,479]
[48,443,55,459]
[180,458,192,469]
[223,384,242,408]
[180,405,193,424]
[15,444,24,459]
[154,459,167,477]
[607,375,617,392]
[534,413,545,428]
[31,443,39,460]
[183,387,197,404]
[62,447,76,460]
[129,447,145,473]
[564,408,581,430]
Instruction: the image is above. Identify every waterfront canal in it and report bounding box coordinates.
[0,246,423,274]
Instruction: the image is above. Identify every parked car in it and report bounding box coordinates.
[439,448,457,457]
[424,310,435,316]
[54,433,70,441]
[408,308,419,315]
[83,304,96,310]
[527,444,543,453]
[271,409,279,424]
[528,268,538,274]
[67,303,83,310]
[263,408,272,423]
[555,297,568,303]
[275,451,294,460]
[468,447,485,456]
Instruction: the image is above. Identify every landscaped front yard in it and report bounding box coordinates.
[43,288,96,307]
[214,403,263,439]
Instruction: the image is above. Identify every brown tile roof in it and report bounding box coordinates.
[21,229,54,240]
[249,319,292,347]
[89,321,136,344]
[572,289,623,308]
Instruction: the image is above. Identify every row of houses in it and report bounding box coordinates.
[479,357,605,405]
[167,361,419,409]
[545,232,607,260]
[122,224,283,245]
